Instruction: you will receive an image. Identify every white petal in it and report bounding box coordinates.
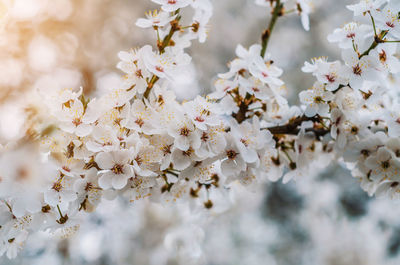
[95,152,114,170]
[98,172,113,189]
[112,175,128,190]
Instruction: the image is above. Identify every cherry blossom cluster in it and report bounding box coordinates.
[2,0,400,260]
[298,0,400,199]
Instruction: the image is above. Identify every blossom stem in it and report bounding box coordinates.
[56,204,63,218]
[4,201,12,212]
[233,100,250,123]
[166,170,179,177]
[383,40,400,43]
[284,8,296,15]
[263,115,329,137]
[282,149,294,163]
[143,11,181,99]
[368,11,377,37]
[359,31,387,59]
[260,0,284,58]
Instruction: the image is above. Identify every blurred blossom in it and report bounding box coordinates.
[2,0,400,265]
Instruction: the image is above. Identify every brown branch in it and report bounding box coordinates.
[143,12,182,99]
[359,31,387,59]
[263,115,329,138]
[232,101,249,124]
[260,0,284,58]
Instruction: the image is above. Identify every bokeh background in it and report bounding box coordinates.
[2,0,400,264]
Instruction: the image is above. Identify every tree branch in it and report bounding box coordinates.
[143,12,182,99]
[260,0,284,58]
[263,115,329,138]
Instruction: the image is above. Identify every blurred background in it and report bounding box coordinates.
[3,0,400,264]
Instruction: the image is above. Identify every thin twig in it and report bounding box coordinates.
[260,0,284,57]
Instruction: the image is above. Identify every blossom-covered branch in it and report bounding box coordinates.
[2,0,400,260]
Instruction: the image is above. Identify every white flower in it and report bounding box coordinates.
[297,0,314,31]
[385,137,400,158]
[249,60,284,87]
[168,112,201,151]
[56,156,85,178]
[189,2,212,43]
[341,49,381,91]
[0,231,28,259]
[384,105,400,137]
[152,0,192,12]
[126,100,159,134]
[195,124,227,158]
[299,82,334,117]
[374,3,400,39]
[230,117,272,164]
[220,135,246,177]
[256,146,283,182]
[44,174,77,207]
[375,180,400,199]
[136,10,174,29]
[73,168,102,210]
[365,147,400,182]
[302,58,348,91]
[369,43,400,74]
[131,142,161,177]
[148,134,175,170]
[183,96,220,131]
[141,45,191,80]
[219,44,264,79]
[171,146,201,170]
[211,78,238,99]
[55,98,95,137]
[334,86,363,113]
[95,150,134,190]
[86,126,120,153]
[327,22,371,49]
[117,48,150,94]
[347,0,387,17]
[343,132,385,163]
[238,76,271,100]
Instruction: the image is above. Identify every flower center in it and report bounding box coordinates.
[183,148,193,157]
[381,160,390,169]
[135,118,144,127]
[350,126,358,135]
[112,164,124,174]
[162,144,172,155]
[155,65,164,72]
[201,132,209,142]
[135,69,143,78]
[52,182,63,192]
[85,182,93,191]
[240,138,249,147]
[135,156,143,166]
[360,149,370,157]
[386,21,395,28]
[325,74,336,83]
[379,50,387,63]
[314,96,324,103]
[353,64,362,75]
[226,149,238,160]
[195,116,205,122]
[180,127,190,136]
[72,118,82,127]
